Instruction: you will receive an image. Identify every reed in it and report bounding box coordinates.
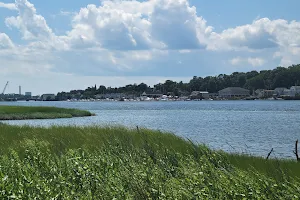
[0,124,299,199]
[0,105,94,120]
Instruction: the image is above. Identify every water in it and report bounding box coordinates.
[1,100,300,159]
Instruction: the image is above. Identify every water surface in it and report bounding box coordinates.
[1,100,300,159]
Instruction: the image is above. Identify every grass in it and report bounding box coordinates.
[0,124,299,199]
[226,153,300,182]
[0,105,94,120]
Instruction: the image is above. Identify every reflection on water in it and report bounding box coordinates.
[1,100,300,159]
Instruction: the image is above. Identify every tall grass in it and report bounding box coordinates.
[0,105,93,120]
[226,153,300,182]
[0,124,299,199]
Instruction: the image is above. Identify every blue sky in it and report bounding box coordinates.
[0,0,300,95]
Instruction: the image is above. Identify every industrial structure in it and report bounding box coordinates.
[0,81,33,101]
[2,81,9,95]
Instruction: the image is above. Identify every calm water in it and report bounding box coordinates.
[1,100,300,159]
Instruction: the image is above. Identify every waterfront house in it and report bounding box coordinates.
[141,91,163,98]
[95,93,128,100]
[209,93,218,98]
[218,87,250,98]
[274,88,287,96]
[190,91,210,99]
[254,89,264,96]
[290,86,300,97]
[283,89,291,96]
[257,90,275,98]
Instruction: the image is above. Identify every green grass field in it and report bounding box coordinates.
[0,124,299,199]
[0,105,94,120]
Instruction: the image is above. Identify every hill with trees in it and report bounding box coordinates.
[56,64,300,100]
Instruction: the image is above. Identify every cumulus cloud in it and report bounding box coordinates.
[66,2,158,50]
[65,0,212,50]
[5,0,54,41]
[0,0,300,85]
[274,46,300,66]
[230,57,266,67]
[209,18,300,51]
[179,49,191,54]
[0,33,14,49]
[247,57,266,67]
[0,2,16,10]
[150,0,212,49]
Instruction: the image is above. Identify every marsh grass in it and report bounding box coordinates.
[0,105,94,120]
[226,153,300,182]
[0,124,299,199]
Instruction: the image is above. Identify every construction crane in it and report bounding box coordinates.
[2,81,9,95]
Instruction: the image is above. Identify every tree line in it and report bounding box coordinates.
[56,64,300,100]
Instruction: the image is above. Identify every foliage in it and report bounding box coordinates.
[0,124,299,199]
[0,105,93,120]
[56,64,300,99]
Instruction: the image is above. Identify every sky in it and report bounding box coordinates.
[0,0,300,95]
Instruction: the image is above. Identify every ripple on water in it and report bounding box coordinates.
[1,100,300,158]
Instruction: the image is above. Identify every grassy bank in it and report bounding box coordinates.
[0,105,94,120]
[0,124,299,199]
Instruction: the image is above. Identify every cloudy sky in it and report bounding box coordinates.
[0,0,300,95]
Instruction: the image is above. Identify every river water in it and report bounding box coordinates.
[1,100,300,159]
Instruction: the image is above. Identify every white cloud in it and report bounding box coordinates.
[66,3,158,50]
[247,57,266,67]
[230,57,265,67]
[64,0,213,50]
[59,10,76,17]
[99,0,155,15]
[5,0,54,41]
[229,57,243,65]
[150,0,212,49]
[0,0,300,94]
[274,46,300,66]
[0,33,14,49]
[209,18,300,52]
[179,49,191,53]
[0,2,16,10]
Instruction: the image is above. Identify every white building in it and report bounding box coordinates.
[283,89,291,96]
[274,88,286,96]
[290,86,300,97]
[257,90,275,98]
[190,91,210,99]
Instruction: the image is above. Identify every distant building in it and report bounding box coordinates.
[141,91,163,98]
[95,93,135,100]
[255,89,264,96]
[190,91,210,99]
[283,89,291,96]
[209,93,218,98]
[218,87,250,98]
[274,88,287,96]
[41,94,56,101]
[290,86,300,97]
[25,92,32,97]
[257,90,275,98]
[31,95,40,100]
